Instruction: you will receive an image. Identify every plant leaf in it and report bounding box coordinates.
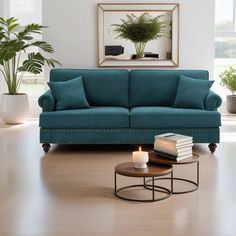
[0,32,6,41]
[113,13,166,43]
[45,58,61,67]
[9,23,20,32]
[6,17,18,26]
[0,17,7,25]
[0,40,25,64]
[5,17,20,33]
[220,66,236,94]
[17,24,45,41]
[31,41,54,53]
[18,52,45,74]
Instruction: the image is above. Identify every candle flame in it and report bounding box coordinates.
[139,146,142,151]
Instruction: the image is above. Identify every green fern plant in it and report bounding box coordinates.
[113,13,166,59]
[0,17,60,94]
[220,66,236,95]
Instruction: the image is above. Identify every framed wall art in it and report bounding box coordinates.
[97,3,179,67]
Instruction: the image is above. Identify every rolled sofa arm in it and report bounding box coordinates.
[38,90,55,112]
[205,90,222,111]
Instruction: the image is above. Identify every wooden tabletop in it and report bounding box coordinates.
[149,152,199,165]
[115,162,172,177]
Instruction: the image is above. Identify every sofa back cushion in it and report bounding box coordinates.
[129,70,209,107]
[50,69,129,107]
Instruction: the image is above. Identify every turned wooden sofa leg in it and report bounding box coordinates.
[208,143,217,153]
[42,143,51,153]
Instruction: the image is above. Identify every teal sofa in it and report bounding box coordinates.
[38,69,222,153]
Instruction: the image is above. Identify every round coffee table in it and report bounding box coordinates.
[114,162,173,202]
[148,152,199,194]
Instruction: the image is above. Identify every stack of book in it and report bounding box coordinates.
[154,133,193,161]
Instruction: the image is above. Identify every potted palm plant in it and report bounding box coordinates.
[0,17,60,124]
[219,66,236,113]
[113,13,166,59]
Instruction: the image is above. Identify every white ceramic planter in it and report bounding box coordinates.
[0,93,29,124]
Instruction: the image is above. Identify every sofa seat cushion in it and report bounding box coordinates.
[130,107,221,128]
[40,107,130,129]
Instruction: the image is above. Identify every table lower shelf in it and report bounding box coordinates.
[145,177,198,194]
[114,175,172,202]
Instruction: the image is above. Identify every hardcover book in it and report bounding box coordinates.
[154,150,193,161]
[154,143,193,156]
[155,133,193,144]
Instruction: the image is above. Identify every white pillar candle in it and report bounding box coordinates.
[132,146,149,169]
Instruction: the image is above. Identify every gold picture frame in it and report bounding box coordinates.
[97,3,179,67]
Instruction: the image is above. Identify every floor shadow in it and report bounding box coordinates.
[51,144,154,154]
[0,121,17,128]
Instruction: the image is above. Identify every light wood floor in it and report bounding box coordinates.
[0,121,236,236]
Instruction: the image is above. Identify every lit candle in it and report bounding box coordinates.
[132,146,149,169]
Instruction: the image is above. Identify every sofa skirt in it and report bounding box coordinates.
[40,128,220,144]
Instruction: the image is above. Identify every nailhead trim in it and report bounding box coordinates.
[41,128,219,143]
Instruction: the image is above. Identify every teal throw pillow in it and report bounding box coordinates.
[173,75,214,109]
[48,76,90,110]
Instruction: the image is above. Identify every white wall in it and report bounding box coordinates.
[0,0,216,119]
[42,0,215,78]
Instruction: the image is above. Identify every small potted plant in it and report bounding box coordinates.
[113,13,166,59]
[219,66,236,113]
[0,17,60,124]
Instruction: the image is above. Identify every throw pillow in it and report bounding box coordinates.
[48,76,90,110]
[173,75,214,109]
